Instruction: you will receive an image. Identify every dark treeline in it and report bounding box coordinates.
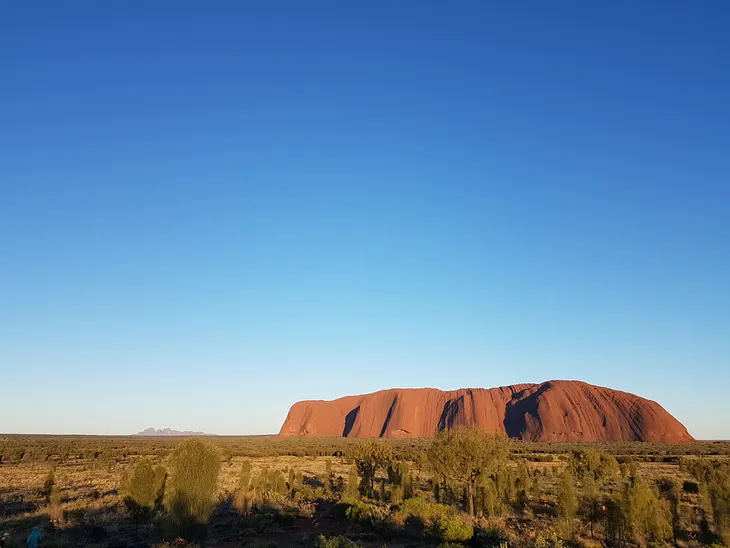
[1,434,728,465]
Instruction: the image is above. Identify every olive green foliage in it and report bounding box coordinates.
[581,474,601,537]
[313,534,362,548]
[656,476,682,543]
[239,459,252,491]
[346,463,359,498]
[620,460,639,485]
[166,438,221,530]
[604,489,630,545]
[325,458,337,495]
[122,459,166,532]
[387,460,411,504]
[534,530,566,548]
[5,435,730,547]
[341,497,388,525]
[513,461,531,514]
[479,477,504,517]
[392,497,456,526]
[556,469,577,523]
[429,513,474,542]
[627,480,672,546]
[516,487,529,514]
[234,460,253,512]
[427,427,510,516]
[495,467,515,503]
[530,474,541,501]
[3,433,728,466]
[351,439,393,498]
[43,469,56,502]
[252,466,288,497]
[568,449,619,485]
[684,460,730,545]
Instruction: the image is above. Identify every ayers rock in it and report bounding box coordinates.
[279,380,694,442]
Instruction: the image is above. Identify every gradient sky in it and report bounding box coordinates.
[1,2,729,439]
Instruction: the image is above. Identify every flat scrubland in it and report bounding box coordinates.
[1,435,729,548]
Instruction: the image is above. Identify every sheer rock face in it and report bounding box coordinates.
[278,380,694,442]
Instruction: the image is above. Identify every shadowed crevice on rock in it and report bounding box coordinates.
[503,383,551,440]
[342,406,360,437]
[438,396,464,431]
[379,397,399,438]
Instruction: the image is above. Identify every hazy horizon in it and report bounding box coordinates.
[2,2,728,439]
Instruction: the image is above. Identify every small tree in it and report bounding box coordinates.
[325,459,334,494]
[569,449,619,485]
[530,475,542,503]
[288,467,296,493]
[239,460,252,492]
[627,480,672,547]
[581,474,601,538]
[427,427,510,516]
[346,463,359,498]
[43,469,56,502]
[656,477,682,546]
[496,467,514,503]
[557,469,578,532]
[401,462,414,499]
[234,460,253,512]
[604,489,630,545]
[516,488,529,515]
[166,438,221,538]
[122,459,159,535]
[480,477,503,517]
[351,440,393,498]
[387,460,409,504]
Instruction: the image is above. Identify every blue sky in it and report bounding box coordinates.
[1,1,728,439]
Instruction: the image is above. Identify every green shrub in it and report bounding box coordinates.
[627,481,672,546]
[122,459,164,533]
[165,438,221,537]
[439,543,467,548]
[341,498,388,524]
[312,535,362,548]
[392,496,456,526]
[430,514,474,543]
[43,469,56,501]
[534,530,565,548]
[427,428,510,516]
[351,440,393,498]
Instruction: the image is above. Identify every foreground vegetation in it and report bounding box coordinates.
[0,433,729,548]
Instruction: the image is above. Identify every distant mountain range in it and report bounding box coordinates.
[135,427,209,437]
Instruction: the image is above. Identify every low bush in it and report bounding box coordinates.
[313,534,362,548]
[534,530,565,548]
[430,514,474,543]
[341,498,388,525]
[392,496,457,526]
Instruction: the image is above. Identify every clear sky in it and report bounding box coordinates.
[1,1,728,439]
